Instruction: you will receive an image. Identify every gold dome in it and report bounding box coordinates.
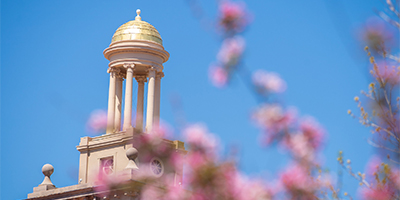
[111,10,162,45]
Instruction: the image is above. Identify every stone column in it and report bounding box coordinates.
[114,72,123,132]
[106,68,118,134]
[145,67,156,132]
[154,72,163,127]
[123,64,134,131]
[135,75,147,133]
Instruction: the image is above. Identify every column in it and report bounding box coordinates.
[123,64,134,131]
[154,73,163,127]
[114,72,123,132]
[106,68,118,134]
[135,76,146,133]
[145,68,156,132]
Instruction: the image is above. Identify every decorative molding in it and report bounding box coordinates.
[116,71,125,79]
[148,66,156,72]
[108,58,164,71]
[107,67,120,74]
[123,63,135,69]
[135,75,147,83]
[156,72,164,79]
[107,39,165,49]
[103,46,170,62]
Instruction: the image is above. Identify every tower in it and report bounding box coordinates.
[103,9,169,134]
[27,9,186,200]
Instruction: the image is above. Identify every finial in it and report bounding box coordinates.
[40,164,55,186]
[125,147,139,170]
[135,9,141,21]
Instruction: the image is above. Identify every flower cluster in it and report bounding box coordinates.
[370,59,400,86]
[138,124,273,200]
[349,47,400,168]
[252,104,296,144]
[209,64,228,88]
[252,70,287,94]
[280,164,319,199]
[217,36,245,67]
[209,0,250,88]
[86,109,107,134]
[94,166,125,196]
[209,36,246,88]
[218,0,250,34]
[362,17,396,53]
[358,157,400,199]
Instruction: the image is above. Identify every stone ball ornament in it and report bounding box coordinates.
[125,148,139,170]
[126,147,139,160]
[39,163,55,186]
[42,164,54,177]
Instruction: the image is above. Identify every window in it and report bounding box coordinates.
[100,157,114,175]
[150,158,164,177]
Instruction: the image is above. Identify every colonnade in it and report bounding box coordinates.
[106,64,162,134]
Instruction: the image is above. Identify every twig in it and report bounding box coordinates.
[367,139,400,153]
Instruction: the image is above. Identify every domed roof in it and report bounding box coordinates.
[111,9,163,45]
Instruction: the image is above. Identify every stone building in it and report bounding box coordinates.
[27,9,186,200]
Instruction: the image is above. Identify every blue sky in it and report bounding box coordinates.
[1,1,391,199]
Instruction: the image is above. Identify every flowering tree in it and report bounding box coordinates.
[341,1,400,199]
[86,0,400,199]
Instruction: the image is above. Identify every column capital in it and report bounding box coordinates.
[123,63,135,69]
[116,72,125,79]
[147,66,157,73]
[156,72,164,79]
[135,75,147,83]
[107,67,120,74]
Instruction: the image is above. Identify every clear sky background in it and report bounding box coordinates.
[1,1,394,199]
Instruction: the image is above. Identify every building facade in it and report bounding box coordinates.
[27,9,186,200]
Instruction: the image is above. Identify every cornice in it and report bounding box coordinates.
[108,58,163,71]
[109,39,165,49]
[77,132,186,153]
[76,131,137,152]
[103,45,170,63]
[26,180,145,200]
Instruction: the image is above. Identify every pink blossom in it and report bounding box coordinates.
[359,186,393,200]
[86,109,107,134]
[136,134,171,163]
[133,121,177,164]
[141,175,187,200]
[390,168,400,190]
[186,152,211,170]
[280,164,317,198]
[232,173,273,200]
[183,124,218,153]
[390,168,400,191]
[241,180,273,200]
[219,0,250,32]
[162,184,187,200]
[365,156,382,176]
[299,116,325,150]
[361,17,396,51]
[183,124,219,166]
[252,70,287,93]
[141,185,163,200]
[358,159,399,200]
[281,117,324,162]
[93,169,124,196]
[209,65,228,88]
[178,124,220,186]
[284,133,315,162]
[147,121,174,141]
[217,36,245,66]
[372,60,400,86]
[252,104,297,144]
[170,151,185,170]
